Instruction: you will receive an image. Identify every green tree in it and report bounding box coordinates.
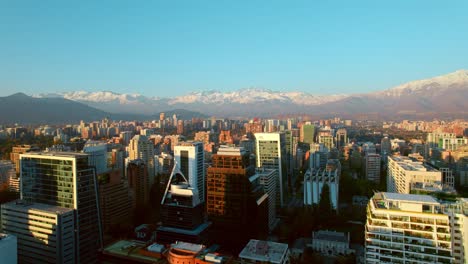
[319,183,333,214]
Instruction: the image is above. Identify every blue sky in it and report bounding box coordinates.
[1,1,467,97]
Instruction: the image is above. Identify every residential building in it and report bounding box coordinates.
[365,153,381,183]
[335,128,348,150]
[128,135,155,183]
[127,159,149,209]
[365,192,456,264]
[387,156,443,194]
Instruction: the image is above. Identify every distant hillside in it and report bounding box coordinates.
[33,70,468,119]
[0,93,208,125]
[0,93,112,124]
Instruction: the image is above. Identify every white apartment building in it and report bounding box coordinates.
[387,156,442,194]
[1,200,76,264]
[366,192,453,264]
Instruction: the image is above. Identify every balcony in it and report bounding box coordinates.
[437,235,451,242]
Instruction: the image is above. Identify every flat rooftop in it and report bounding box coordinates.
[157,222,211,236]
[103,240,165,263]
[314,230,348,244]
[217,146,247,156]
[239,239,289,264]
[382,192,439,205]
[21,151,88,158]
[2,200,74,215]
[171,241,205,253]
[389,156,438,172]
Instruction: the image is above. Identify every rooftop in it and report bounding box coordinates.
[313,230,349,244]
[239,239,289,264]
[171,241,205,254]
[216,146,247,156]
[21,151,88,158]
[103,240,165,263]
[389,156,439,172]
[382,192,439,204]
[157,222,211,236]
[2,200,74,215]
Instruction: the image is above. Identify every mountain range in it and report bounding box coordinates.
[2,69,467,124]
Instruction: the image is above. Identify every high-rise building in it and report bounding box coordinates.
[365,153,381,183]
[177,120,184,135]
[365,192,467,264]
[300,124,316,144]
[1,200,75,264]
[387,156,443,194]
[309,150,328,170]
[206,147,269,243]
[0,233,17,264]
[255,133,285,208]
[256,168,278,232]
[0,160,15,189]
[83,141,132,238]
[173,141,205,204]
[318,132,334,150]
[158,161,210,244]
[128,135,155,183]
[380,136,392,163]
[303,159,340,210]
[127,159,149,209]
[20,152,102,263]
[10,145,39,172]
[335,128,348,150]
[427,132,456,148]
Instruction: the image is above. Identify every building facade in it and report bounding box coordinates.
[365,192,458,264]
[1,200,75,264]
[255,133,285,208]
[20,152,102,263]
[387,155,443,194]
[174,141,205,204]
[303,159,340,210]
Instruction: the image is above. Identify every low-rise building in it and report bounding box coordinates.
[239,239,290,264]
[310,230,354,256]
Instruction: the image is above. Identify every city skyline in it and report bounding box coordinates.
[1,1,468,97]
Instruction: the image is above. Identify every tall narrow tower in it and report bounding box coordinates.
[173,141,205,203]
[255,133,285,208]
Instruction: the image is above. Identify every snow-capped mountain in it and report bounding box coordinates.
[168,88,348,105]
[36,91,159,104]
[376,69,468,97]
[31,70,468,118]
